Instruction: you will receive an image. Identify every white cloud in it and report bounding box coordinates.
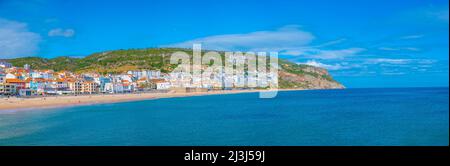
[0,18,41,58]
[378,47,399,51]
[365,58,436,65]
[48,28,75,37]
[299,60,355,71]
[382,72,406,75]
[306,48,365,60]
[400,34,424,40]
[165,25,315,51]
[166,25,364,60]
[366,58,411,65]
[378,47,420,51]
[287,47,365,59]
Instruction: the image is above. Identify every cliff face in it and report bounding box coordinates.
[6,48,345,90]
[279,70,345,89]
[278,61,345,89]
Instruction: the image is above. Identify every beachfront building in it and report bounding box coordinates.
[136,78,151,90]
[68,80,83,94]
[82,81,98,94]
[121,80,135,93]
[0,83,17,95]
[113,83,125,93]
[97,77,113,93]
[27,78,48,94]
[19,89,37,97]
[0,60,244,96]
[43,79,72,95]
[150,79,171,90]
[6,78,26,92]
[53,78,70,90]
[102,82,115,93]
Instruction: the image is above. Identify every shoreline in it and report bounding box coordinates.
[0,89,304,112]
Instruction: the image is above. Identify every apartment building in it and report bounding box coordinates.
[0,83,17,95]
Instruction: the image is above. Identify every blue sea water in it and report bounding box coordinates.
[0,87,448,146]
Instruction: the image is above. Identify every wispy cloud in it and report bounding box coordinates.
[381,71,406,75]
[313,38,347,47]
[299,60,353,71]
[365,58,411,65]
[165,25,314,52]
[378,47,420,51]
[426,7,449,22]
[166,24,443,79]
[167,25,365,61]
[404,5,449,23]
[400,34,424,40]
[48,28,75,37]
[284,47,365,59]
[0,18,41,58]
[305,48,365,60]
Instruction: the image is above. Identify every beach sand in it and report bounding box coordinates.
[0,89,291,111]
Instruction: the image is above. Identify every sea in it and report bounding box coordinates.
[0,87,448,146]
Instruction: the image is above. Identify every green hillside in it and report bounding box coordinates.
[6,48,345,89]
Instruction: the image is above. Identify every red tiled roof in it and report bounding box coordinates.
[6,78,25,83]
[150,79,166,83]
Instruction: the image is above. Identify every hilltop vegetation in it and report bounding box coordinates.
[6,48,344,89]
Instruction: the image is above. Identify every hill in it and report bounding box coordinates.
[5,48,345,89]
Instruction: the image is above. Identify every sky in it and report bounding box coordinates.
[0,0,448,88]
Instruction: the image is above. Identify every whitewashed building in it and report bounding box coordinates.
[0,61,12,68]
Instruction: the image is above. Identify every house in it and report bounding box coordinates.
[121,80,135,92]
[148,70,161,79]
[30,71,43,78]
[137,77,148,85]
[136,78,153,90]
[40,71,54,79]
[151,79,171,90]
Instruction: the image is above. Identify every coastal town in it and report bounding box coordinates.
[0,60,202,97]
[0,60,173,97]
[0,60,278,98]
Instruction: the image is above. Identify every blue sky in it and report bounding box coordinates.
[0,0,448,88]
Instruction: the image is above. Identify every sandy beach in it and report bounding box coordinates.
[0,89,292,111]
